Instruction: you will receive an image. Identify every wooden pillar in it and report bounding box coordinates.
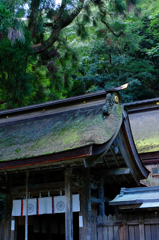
[79,168,91,240]
[25,171,29,240]
[4,174,12,240]
[65,168,73,240]
[139,213,145,240]
[98,178,105,216]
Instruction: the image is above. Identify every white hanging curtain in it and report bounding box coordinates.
[12,194,80,216]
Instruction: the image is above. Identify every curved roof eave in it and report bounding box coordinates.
[118,110,149,183]
[84,109,149,185]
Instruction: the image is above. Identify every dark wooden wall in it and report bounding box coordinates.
[0,220,4,240]
[96,212,159,240]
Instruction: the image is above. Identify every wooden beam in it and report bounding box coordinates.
[91,198,101,203]
[79,168,91,240]
[12,181,83,197]
[11,181,65,196]
[103,156,110,168]
[92,168,130,178]
[98,178,105,216]
[4,175,12,240]
[117,130,140,185]
[105,167,130,176]
[110,147,120,167]
[65,168,73,240]
[91,197,110,203]
[85,168,91,240]
[0,145,91,172]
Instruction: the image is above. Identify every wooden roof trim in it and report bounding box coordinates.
[84,115,123,167]
[0,99,105,125]
[118,110,149,183]
[123,98,159,114]
[123,97,159,107]
[0,145,92,172]
[0,91,106,117]
[0,84,126,119]
[140,152,159,165]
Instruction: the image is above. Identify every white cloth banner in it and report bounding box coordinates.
[23,198,37,216]
[12,200,21,216]
[38,197,53,215]
[54,195,65,213]
[54,194,80,213]
[12,194,80,216]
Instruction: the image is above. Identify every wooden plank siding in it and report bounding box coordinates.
[96,212,159,240]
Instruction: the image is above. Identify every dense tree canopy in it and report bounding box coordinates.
[0,0,159,109]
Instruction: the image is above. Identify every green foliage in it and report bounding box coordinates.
[0,30,35,108]
[67,6,158,102]
[114,0,126,13]
[0,0,159,110]
[0,2,13,34]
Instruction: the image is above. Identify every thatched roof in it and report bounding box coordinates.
[124,98,159,154]
[129,110,159,153]
[0,99,123,162]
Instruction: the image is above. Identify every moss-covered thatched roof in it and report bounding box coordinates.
[129,110,159,153]
[0,103,123,162]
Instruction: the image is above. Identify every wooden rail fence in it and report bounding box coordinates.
[95,212,159,240]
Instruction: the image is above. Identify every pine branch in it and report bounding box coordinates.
[28,0,38,38]
[32,0,84,54]
[98,4,124,38]
[101,19,124,38]
[32,27,61,54]
[61,0,84,28]
[43,23,54,28]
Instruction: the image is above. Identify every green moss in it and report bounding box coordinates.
[14,148,21,153]
[0,103,123,161]
[135,136,159,153]
[130,110,159,154]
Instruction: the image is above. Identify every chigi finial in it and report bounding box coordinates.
[102,83,129,116]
